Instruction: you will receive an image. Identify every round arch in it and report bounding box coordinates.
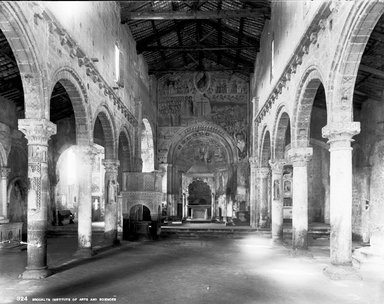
[259,126,271,167]
[0,2,46,118]
[50,67,91,145]
[272,105,291,160]
[118,126,133,172]
[328,1,384,123]
[167,122,238,165]
[292,67,327,147]
[92,105,117,159]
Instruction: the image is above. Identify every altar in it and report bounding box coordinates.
[188,205,211,220]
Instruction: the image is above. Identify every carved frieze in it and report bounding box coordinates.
[255,2,332,123]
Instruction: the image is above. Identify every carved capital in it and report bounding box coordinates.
[18,119,56,146]
[256,167,270,178]
[103,159,120,175]
[0,167,10,179]
[269,159,286,174]
[322,122,360,150]
[249,156,258,166]
[287,147,312,167]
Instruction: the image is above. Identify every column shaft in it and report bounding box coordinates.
[0,168,10,220]
[323,122,360,265]
[18,119,56,279]
[288,147,312,250]
[74,146,96,257]
[270,160,285,242]
[103,159,120,245]
[249,157,258,228]
[257,167,270,228]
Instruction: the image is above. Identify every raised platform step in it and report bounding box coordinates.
[47,223,104,237]
[352,246,384,268]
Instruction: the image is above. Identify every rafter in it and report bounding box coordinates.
[205,19,260,48]
[121,8,270,22]
[359,64,384,79]
[135,22,191,50]
[138,45,258,52]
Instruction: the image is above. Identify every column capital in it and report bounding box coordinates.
[256,167,270,178]
[249,156,258,167]
[269,159,286,174]
[287,147,312,167]
[103,159,120,173]
[18,119,56,145]
[322,122,360,149]
[0,167,10,178]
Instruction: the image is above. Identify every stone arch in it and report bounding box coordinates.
[272,105,291,160]
[260,126,271,167]
[93,105,116,159]
[167,122,238,165]
[292,67,326,147]
[329,1,384,123]
[141,118,155,172]
[118,125,133,172]
[0,2,46,118]
[50,67,91,145]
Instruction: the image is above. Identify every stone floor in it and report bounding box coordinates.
[0,230,383,304]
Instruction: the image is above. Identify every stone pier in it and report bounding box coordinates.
[288,147,312,250]
[323,122,360,265]
[18,119,56,279]
[103,159,120,245]
[74,146,97,258]
[269,160,285,243]
[257,167,270,228]
[0,167,10,223]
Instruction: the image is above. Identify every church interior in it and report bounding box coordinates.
[0,1,384,303]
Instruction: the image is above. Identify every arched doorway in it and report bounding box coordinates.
[187,180,212,220]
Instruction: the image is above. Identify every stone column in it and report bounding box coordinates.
[73,146,97,258]
[269,160,285,242]
[0,167,10,222]
[18,119,56,279]
[257,167,270,228]
[288,147,313,250]
[322,122,360,265]
[103,159,120,245]
[249,157,258,228]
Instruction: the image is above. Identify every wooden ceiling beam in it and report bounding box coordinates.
[359,64,384,79]
[121,8,269,22]
[135,21,191,49]
[205,19,260,47]
[149,67,253,73]
[139,45,258,52]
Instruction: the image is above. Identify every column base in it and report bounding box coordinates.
[19,267,52,280]
[73,248,95,259]
[323,264,362,281]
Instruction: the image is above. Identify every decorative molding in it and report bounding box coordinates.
[18,119,57,146]
[322,122,360,149]
[255,2,332,123]
[40,8,138,127]
[269,159,286,174]
[287,147,313,167]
